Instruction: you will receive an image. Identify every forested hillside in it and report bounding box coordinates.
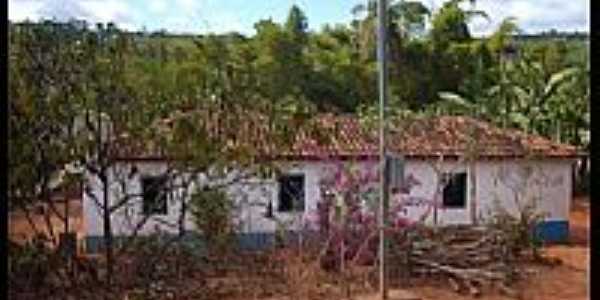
[9,0,589,148]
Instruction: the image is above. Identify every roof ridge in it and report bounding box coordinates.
[114,112,580,160]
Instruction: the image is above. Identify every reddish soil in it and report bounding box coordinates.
[8,199,86,251]
[400,197,590,300]
[8,197,589,300]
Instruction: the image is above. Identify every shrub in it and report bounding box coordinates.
[487,201,545,259]
[189,187,236,254]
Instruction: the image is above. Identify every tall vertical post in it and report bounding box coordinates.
[377,0,389,299]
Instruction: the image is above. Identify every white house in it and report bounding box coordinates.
[82,115,580,252]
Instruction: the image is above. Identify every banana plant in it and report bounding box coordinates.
[436,91,477,115]
[487,17,520,56]
[548,67,590,145]
[503,57,579,136]
[437,57,581,140]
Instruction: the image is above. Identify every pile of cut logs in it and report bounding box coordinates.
[392,225,537,297]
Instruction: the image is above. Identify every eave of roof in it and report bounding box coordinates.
[110,114,580,161]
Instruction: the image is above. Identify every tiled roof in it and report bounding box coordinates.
[112,112,580,160]
[292,114,580,159]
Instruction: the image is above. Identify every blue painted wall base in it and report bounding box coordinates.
[84,221,571,253]
[534,220,569,243]
[84,231,305,254]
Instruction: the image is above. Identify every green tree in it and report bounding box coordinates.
[487,17,520,58]
[9,21,89,243]
[304,25,376,111]
[285,4,309,45]
[429,0,486,49]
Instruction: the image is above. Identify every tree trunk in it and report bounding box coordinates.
[176,175,189,300]
[65,196,70,242]
[102,172,114,295]
[41,184,57,246]
[469,163,477,225]
[17,200,43,240]
[555,120,561,143]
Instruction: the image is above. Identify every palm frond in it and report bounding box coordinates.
[544,67,579,97]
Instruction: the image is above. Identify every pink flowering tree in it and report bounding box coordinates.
[302,159,439,272]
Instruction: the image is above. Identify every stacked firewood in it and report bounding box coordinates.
[392,225,534,297]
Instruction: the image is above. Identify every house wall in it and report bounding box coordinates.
[399,160,471,225]
[83,158,573,240]
[83,162,196,237]
[82,161,332,237]
[475,159,573,222]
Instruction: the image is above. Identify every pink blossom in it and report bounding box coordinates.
[394,217,414,228]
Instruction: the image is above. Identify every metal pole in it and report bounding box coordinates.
[377,0,389,299]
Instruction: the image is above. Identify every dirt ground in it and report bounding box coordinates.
[397,197,589,300]
[8,198,86,251]
[8,197,589,300]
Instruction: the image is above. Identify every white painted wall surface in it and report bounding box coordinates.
[475,159,573,222]
[83,162,197,236]
[399,160,471,225]
[82,161,326,236]
[83,158,573,237]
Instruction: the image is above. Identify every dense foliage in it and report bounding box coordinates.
[10,2,589,151]
[8,2,589,298]
[8,1,589,225]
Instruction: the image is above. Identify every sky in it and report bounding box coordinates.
[8,0,589,37]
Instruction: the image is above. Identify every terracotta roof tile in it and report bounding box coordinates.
[112,113,580,160]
